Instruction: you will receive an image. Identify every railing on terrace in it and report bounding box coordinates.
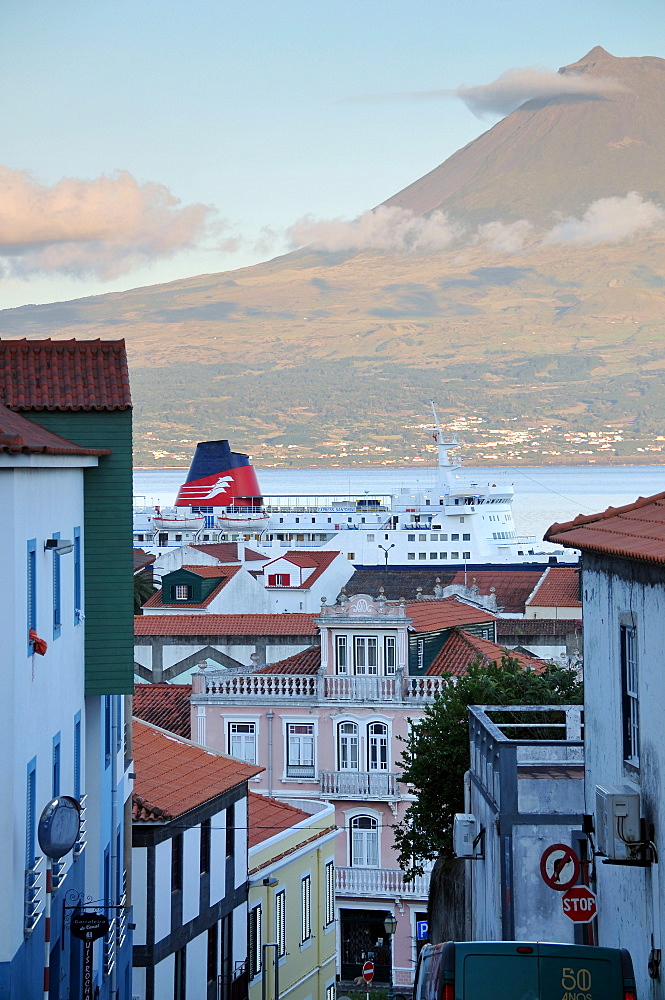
[468,705,584,812]
[336,866,430,899]
[193,670,449,703]
[320,770,400,799]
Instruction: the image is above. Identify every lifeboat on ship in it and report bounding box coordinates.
[174,439,269,531]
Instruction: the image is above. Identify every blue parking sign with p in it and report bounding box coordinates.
[416,920,429,941]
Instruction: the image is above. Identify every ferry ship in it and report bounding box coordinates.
[133,407,575,567]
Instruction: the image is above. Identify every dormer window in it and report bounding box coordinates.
[267,573,291,587]
[171,584,193,601]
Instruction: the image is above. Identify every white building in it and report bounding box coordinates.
[131,718,262,1000]
[546,492,665,997]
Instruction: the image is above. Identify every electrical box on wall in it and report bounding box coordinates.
[453,813,479,858]
[595,784,641,860]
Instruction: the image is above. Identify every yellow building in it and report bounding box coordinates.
[248,794,339,1000]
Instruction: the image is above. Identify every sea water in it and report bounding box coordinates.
[133,465,665,546]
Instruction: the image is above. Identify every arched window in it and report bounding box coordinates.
[338,722,359,770]
[350,815,379,867]
[368,723,388,771]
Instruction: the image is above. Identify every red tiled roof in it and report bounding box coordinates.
[258,646,321,674]
[426,628,545,677]
[497,619,582,637]
[133,548,156,573]
[132,718,262,822]
[181,565,227,577]
[135,612,318,636]
[189,542,267,563]
[143,566,240,608]
[133,683,192,739]
[449,570,545,614]
[526,567,581,608]
[0,339,131,411]
[248,792,311,849]
[404,596,495,632]
[0,404,110,456]
[264,550,340,590]
[545,492,665,565]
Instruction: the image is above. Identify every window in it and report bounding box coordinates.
[418,553,426,560]
[174,947,186,1000]
[249,905,262,977]
[276,890,286,957]
[417,640,424,670]
[207,923,218,985]
[440,552,448,560]
[74,528,82,624]
[52,733,61,798]
[74,713,81,800]
[104,696,112,766]
[226,803,235,858]
[407,553,415,561]
[200,819,211,874]
[175,533,182,541]
[301,875,312,942]
[338,723,359,770]
[451,533,459,541]
[229,722,257,764]
[325,861,335,926]
[384,636,396,674]
[27,539,36,654]
[26,758,36,869]
[52,533,61,638]
[350,816,379,867]
[429,552,438,560]
[171,584,192,601]
[367,534,375,542]
[354,636,378,675]
[430,533,438,541]
[408,534,415,542]
[621,624,639,765]
[419,534,427,541]
[368,723,388,771]
[287,724,315,777]
[172,833,183,892]
[451,551,459,560]
[463,533,471,541]
[267,573,291,587]
[439,533,448,541]
[347,553,355,561]
[463,551,471,560]
[335,635,348,674]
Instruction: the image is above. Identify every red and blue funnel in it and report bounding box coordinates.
[175,440,263,507]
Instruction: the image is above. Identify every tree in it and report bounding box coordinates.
[133,571,157,614]
[393,655,583,877]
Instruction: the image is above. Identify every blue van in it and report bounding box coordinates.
[414,941,637,1000]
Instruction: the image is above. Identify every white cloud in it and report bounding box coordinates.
[0,166,218,278]
[476,219,534,253]
[289,206,463,253]
[543,191,665,245]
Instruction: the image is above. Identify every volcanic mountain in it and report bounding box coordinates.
[384,46,665,224]
[3,47,665,469]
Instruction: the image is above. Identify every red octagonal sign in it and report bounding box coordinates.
[562,885,597,923]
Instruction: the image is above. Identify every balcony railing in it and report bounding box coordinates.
[336,866,430,899]
[320,770,400,799]
[193,670,448,704]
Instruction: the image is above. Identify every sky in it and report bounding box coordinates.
[1,0,664,309]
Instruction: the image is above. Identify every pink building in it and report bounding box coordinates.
[191,593,500,988]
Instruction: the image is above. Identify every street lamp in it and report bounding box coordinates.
[384,913,398,999]
[378,543,395,568]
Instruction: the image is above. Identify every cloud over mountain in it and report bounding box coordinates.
[543,191,665,245]
[289,206,462,253]
[0,167,218,278]
[455,66,626,117]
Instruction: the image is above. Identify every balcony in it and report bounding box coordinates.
[192,670,448,704]
[320,770,400,799]
[336,866,430,899]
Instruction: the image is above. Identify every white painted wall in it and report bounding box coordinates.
[154,838,172,943]
[182,825,200,926]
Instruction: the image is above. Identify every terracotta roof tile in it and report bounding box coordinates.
[133,548,156,573]
[258,646,321,674]
[0,404,110,457]
[248,792,311,848]
[497,619,582,637]
[135,613,318,636]
[132,718,262,822]
[189,542,267,563]
[133,683,192,739]
[426,628,546,676]
[545,492,665,565]
[143,566,240,608]
[264,550,340,589]
[404,596,496,632]
[0,339,131,410]
[449,570,545,614]
[526,566,581,608]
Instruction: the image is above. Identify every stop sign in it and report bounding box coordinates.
[362,960,375,983]
[562,886,597,923]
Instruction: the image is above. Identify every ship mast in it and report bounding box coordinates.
[430,401,460,485]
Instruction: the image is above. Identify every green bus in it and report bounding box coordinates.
[414,941,637,1000]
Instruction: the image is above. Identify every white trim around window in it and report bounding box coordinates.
[344,806,382,869]
[222,714,261,767]
[281,716,319,782]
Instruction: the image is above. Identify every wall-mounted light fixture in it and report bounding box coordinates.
[45,538,74,555]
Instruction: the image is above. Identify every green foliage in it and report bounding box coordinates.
[133,571,157,614]
[393,656,583,878]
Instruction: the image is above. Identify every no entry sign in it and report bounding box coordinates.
[362,960,375,983]
[540,843,580,891]
[562,886,597,923]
